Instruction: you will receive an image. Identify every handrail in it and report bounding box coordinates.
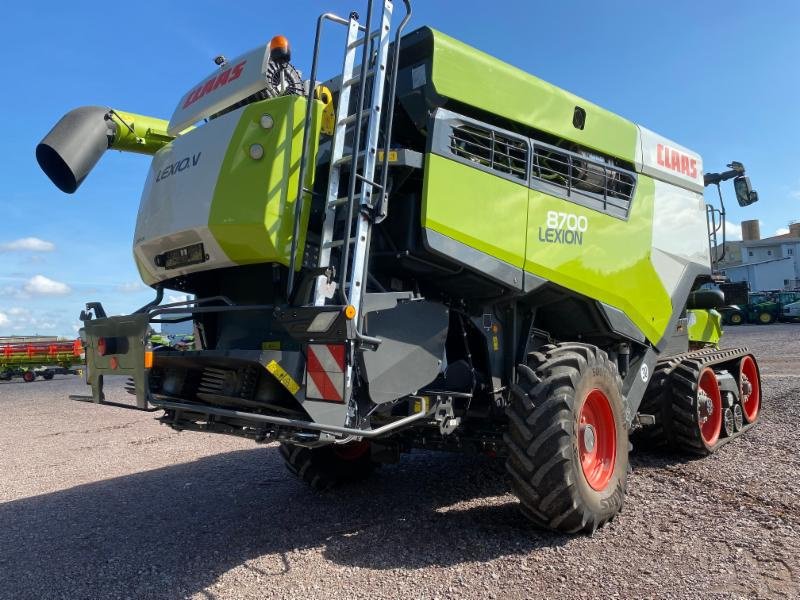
[287,12,353,299]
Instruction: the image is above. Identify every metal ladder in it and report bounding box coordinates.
[314,1,393,319]
[288,0,411,325]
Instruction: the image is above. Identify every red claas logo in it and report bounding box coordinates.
[182,60,246,109]
[657,144,698,179]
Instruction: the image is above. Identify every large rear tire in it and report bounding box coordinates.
[279,440,375,492]
[22,370,36,383]
[504,343,628,534]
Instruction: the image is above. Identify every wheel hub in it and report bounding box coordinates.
[578,389,617,492]
[582,424,596,453]
[741,375,752,400]
[697,389,713,425]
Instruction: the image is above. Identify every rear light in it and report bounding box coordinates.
[144,349,153,369]
[97,337,107,356]
[307,311,338,333]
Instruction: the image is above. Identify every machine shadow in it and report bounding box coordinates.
[0,447,566,599]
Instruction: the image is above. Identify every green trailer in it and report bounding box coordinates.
[35,1,762,534]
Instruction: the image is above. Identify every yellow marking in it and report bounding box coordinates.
[315,85,335,136]
[262,341,281,351]
[411,396,429,414]
[492,336,499,351]
[377,150,398,162]
[266,360,300,395]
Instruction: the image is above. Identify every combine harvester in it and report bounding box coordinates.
[36,0,763,533]
[0,337,83,382]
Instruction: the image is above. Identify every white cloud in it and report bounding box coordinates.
[22,275,71,296]
[0,306,58,332]
[724,220,742,241]
[774,227,790,236]
[115,281,145,293]
[0,237,56,252]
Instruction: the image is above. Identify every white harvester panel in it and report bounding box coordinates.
[168,45,271,136]
[636,125,704,193]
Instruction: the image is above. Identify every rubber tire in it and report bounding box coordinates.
[504,343,628,534]
[757,311,775,325]
[279,441,375,492]
[42,370,54,380]
[728,312,744,326]
[22,371,36,383]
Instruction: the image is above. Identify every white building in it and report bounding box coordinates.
[723,222,800,291]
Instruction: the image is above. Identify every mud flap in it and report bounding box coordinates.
[360,300,448,404]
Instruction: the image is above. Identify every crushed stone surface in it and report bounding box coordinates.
[0,324,798,599]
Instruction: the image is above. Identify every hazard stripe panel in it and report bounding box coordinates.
[306,344,345,402]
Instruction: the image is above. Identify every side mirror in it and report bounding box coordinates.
[734,175,758,206]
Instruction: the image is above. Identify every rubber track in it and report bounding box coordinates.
[504,343,626,534]
[635,346,756,455]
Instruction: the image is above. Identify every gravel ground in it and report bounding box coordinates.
[0,324,798,599]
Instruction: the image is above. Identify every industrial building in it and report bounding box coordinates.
[723,220,800,290]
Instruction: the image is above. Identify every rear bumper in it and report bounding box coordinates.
[78,309,437,443]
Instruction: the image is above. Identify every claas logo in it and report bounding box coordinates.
[182,60,247,109]
[656,143,698,179]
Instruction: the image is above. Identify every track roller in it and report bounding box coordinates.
[722,407,735,437]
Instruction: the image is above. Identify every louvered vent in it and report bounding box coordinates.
[532,143,636,218]
[450,124,527,181]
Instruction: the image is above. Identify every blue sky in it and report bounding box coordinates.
[2,1,798,337]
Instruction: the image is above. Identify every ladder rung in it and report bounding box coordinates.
[347,30,380,50]
[339,109,372,127]
[323,237,358,250]
[329,194,360,208]
[342,69,376,88]
[333,150,366,167]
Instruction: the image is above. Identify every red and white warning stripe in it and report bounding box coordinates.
[305,344,345,402]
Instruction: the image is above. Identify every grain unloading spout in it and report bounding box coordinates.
[36,107,173,193]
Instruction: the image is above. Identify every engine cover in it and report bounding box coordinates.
[133,95,322,286]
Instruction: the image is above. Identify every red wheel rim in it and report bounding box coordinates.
[579,389,617,492]
[333,440,370,461]
[697,368,722,446]
[739,356,760,423]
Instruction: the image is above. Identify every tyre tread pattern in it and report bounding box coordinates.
[504,343,626,534]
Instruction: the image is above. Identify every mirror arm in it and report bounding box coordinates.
[715,182,726,264]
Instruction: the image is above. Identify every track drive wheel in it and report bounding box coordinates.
[669,365,723,454]
[738,355,761,424]
[505,343,628,534]
[279,440,375,492]
[22,370,36,383]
